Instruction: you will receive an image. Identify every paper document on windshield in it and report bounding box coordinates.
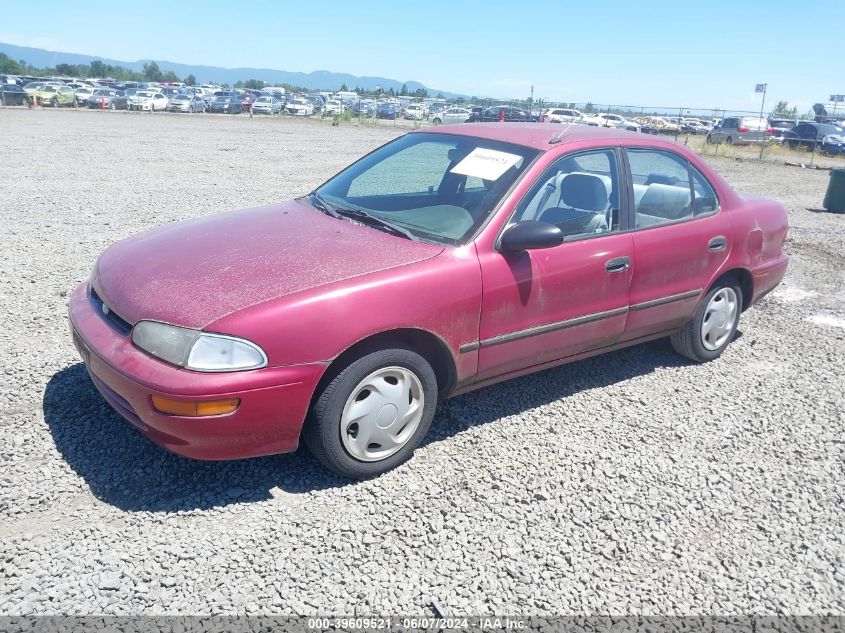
[450,148,521,181]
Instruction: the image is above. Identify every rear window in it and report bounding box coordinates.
[741,117,767,129]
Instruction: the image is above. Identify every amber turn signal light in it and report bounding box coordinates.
[151,396,240,417]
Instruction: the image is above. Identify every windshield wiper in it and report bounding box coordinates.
[307,192,416,241]
[307,191,342,218]
[332,208,417,241]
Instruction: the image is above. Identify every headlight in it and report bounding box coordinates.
[131,321,267,372]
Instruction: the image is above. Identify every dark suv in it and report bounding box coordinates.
[1,83,27,105]
[783,121,845,154]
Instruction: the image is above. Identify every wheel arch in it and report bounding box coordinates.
[708,267,753,311]
[310,327,458,411]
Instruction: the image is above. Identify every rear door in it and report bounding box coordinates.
[622,148,730,341]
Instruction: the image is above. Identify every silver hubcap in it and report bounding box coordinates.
[340,366,424,462]
[701,287,738,351]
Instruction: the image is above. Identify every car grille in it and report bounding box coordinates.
[90,288,133,335]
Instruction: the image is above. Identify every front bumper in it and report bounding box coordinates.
[67,282,327,460]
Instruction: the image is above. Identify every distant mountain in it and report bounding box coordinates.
[0,42,461,97]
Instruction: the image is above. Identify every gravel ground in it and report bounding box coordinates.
[1,108,843,616]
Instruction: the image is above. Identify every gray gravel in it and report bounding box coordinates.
[1,108,843,616]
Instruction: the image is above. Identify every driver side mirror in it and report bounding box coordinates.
[499,221,564,252]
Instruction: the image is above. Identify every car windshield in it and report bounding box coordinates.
[315,132,539,245]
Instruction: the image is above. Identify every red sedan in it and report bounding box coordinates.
[68,124,788,478]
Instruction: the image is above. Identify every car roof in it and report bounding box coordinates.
[421,122,661,151]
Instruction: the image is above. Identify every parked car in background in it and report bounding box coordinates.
[24,81,58,98]
[0,83,27,105]
[706,116,772,145]
[69,124,788,479]
[127,91,169,112]
[589,113,640,132]
[252,95,282,115]
[782,121,845,154]
[110,89,137,110]
[324,99,344,115]
[681,119,709,134]
[160,86,182,100]
[430,107,472,124]
[73,86,95,106]
[168,94,206,113]
[207,95,242,114]
[641,116,680,134]
[34,84,76,107]
[351,100,376,117]
[285,97,314,116]
[304,95,325,114]
[377,102,397,119]
[86,88,119,109]
[468,105,531,122]
[540,108,582,123]
[769,118,797,142]
[404,103,426,120]
[632,118,661,135]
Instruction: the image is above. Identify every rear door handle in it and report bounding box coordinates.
[605,256,631,273]
[708,236,727,251]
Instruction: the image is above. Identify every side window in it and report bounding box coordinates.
[690,165,719,215]
[627,149,693,228]
[513,148,620,239]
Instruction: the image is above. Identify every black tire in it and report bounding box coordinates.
[725,136,733,145]
[50,97,58,108]
[705,134,712,144]
[670,280,743,363]
[302,345,438,479]
[109,102,115,110]
[433,117,441,125]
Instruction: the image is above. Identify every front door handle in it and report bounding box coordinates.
[708,236,727,252]
[605,256,631,273]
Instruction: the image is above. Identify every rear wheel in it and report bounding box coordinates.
[671,281,742,363]
[725,136,733,145]
[433,117,441,125]
[303,345,438,479]
[50,97,58,108]
[705,134,712,144]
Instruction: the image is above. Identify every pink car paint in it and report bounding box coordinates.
[68,124,788,460]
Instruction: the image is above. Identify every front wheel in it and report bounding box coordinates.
[670,282,742,363]
[432,117,441,125]
[303,346,438,479]
[50,97,58,108]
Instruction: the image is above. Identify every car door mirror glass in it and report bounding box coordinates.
[500,221,564,252]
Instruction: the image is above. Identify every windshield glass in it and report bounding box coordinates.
[315,132,539,245]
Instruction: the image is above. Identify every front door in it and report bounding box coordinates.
[475,147,633,381]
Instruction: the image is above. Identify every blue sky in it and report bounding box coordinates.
[1,0,841,112]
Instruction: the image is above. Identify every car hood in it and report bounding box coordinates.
[92,199,445,330]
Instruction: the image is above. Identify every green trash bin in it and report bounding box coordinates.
[823,168,845,213]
